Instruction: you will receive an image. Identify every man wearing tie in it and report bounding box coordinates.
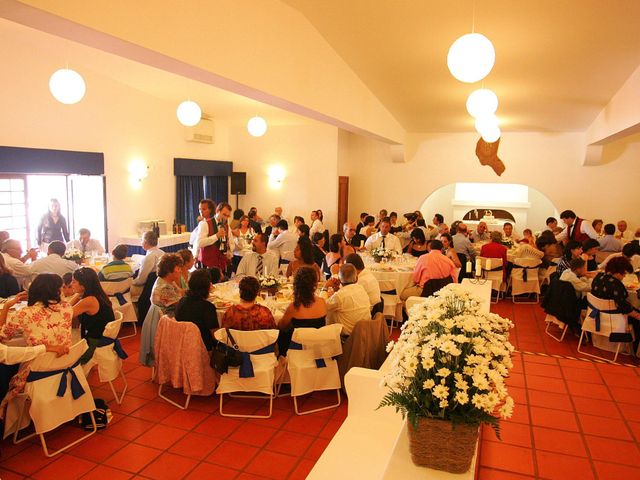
[236,233,279,278]
[194,200,232,277]
[364,217,403,255]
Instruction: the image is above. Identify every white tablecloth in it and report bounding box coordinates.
[209,280,291,324]
[361,253,417,293]
[120,233,192,249]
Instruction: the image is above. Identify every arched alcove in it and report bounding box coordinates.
[419,183,559,231]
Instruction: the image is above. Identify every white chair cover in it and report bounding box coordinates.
[288,324,342,397]
[478,256,505,293]
[582,293,633,355]
[83,313,124,382]
[511,258,541,296]
[4,340,95,437]
[214,329,279,396]
[405,296,428,312]
[380,293,402,322]
[100,279,136,324]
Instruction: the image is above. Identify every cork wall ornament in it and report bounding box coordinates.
[475,137,505,176]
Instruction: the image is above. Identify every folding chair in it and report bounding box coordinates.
[9,340,97,457]
[510,258,541,304]
[478,256,505,303]
[288,324,343,415]
[214,329,279,419]
[544,314,569,342]
[101,279,137,339]
[380,293,402,333]
[405,296,428,313]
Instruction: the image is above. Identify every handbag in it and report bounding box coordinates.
[211,328,243,374]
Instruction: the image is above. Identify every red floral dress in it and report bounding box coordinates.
[0,302,73,407]
[222,304,276,331]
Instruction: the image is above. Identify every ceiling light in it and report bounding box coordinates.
[481,125,501,143]
[247,116,268,137]
[49,68,86,105]
[475,113,499,135]
[447,33,495,83]
[466,88,498,118]
[176,100,202,127]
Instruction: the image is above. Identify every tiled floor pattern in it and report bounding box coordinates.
[2,301,640,479]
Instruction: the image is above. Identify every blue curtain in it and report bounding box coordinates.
[176,176,204,231]
[205,176,229,204]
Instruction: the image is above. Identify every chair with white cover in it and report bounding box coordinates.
[578,293,634,363]
[7,340,97,457]
[154,316,216,409]
[338,313,389,387]
[380,293,402,333]
[101,279,137,339]
[287,324,343,415]
[478,256,505,303]
[539,265,557,288]
[214,328,279,418]
[82,312,128,404]
[405,296,428,313]
[510,258,542,304]
[544,314,569,342]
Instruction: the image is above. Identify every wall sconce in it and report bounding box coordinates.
[267,165,286,189]
[128,160,149,188]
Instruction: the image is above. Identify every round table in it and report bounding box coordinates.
[209,280,292,324]
[360,253,417,294]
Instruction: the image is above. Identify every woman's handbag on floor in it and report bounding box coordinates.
[211,328,243,374]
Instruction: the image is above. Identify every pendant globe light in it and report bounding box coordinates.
[481,125,501,143]
[247,115,268,137]
[49,68,86,105]
[447,32,495,83]
[466,88,498,118]
[475,113,499,134]
[176,100,202,127]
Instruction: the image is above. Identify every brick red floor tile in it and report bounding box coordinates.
[287,458,316,480]
[161,408,209,431]
[265,430,315,457]
[535,450,595,480]
[525,374,567,393]
[282,414,328,436]
[527,389,573,411]
[0,468,26,480]
[244,450,298,480]
[599,372,640,389]
[593,460,640,480]
[134,424,187,450]
[532,426,588,457]
[478,467,535,479]
[103,416,156,441]
[31,455,96,480]
[0,444,57,476]
[228,423,277,447]
[303,437,331,461]
[103,443,162,473]
[608,385,640,404]
[561,366,603,384]
[505,372,526,388]
[571,396,622,418]
[139,452,199,480]
[206,441,259,470]
[578,413,633,440]
[169,431,222,460]
[584,435,640,466]
[529,406,579,432]
[194,415,243,438]
[483,422,532,448]
[108,395,151,416]
[619,401,640,422]
[523,361,562,377]
[479,441,535,476]
[507,403,531,425]
[80,465,133,480]
[130,400,178,422]
[68,434,128,463]
[184,462,238,480]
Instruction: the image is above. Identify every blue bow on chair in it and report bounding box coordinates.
[26,359,86,399]
[289,341,327,368]
[239,343,277,378]
[98,337,129,359]
[108,289,130,306]
[587,302,620,332]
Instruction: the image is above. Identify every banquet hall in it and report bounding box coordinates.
[0,1,639,479]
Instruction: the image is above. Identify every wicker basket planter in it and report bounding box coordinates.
[407,418,479,473]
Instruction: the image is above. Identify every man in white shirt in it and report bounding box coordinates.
[30,241,78,280]
[470,221,490,243]
[453,223,476,281]
[598,224,623,252]
[1,239,37,289]
[326,264,371,335]
[502,222,520,245]
[344,253,381,307]
[236,233,279,278]
[559,257,591,298]
[343,222,364,250]
[364,217,403,255]
[616,220,631,243]
[309,210,325,238]
[67,228,105,255]
[429,213,444,240]
[193,200,233,273]
[267,220,298,263]
[131,231,164,300]
[555,210,598,243]
[599,243,640,271]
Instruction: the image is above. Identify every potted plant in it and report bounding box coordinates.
[379,284,515,473]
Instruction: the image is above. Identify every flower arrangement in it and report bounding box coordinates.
[258,274,280,290]
[63,248,84,264]
[371,246,394,262]
[243,230,256,242]
[379,283,514,436]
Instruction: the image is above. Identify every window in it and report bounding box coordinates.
[0,176,28,250]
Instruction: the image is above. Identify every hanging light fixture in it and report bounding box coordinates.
[247,116,268,137]
[447,33,495,83]
[475,113,499,134]
[481,125,501,143]
[49,68,86,105]
[176,100,202,127]
[466,88,498,118]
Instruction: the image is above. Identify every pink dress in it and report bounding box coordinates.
[0,302,73,407]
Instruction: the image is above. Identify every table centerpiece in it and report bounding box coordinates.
[63,247,85,265]
[258,274,281,296]
[371,246,394,263]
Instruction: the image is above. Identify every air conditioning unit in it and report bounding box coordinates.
[184,113,215,144]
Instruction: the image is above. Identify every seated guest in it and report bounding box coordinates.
[326,264,371,336]
[1,239,37,289]
[400,240,457,300]
[480,232,509,280]
[297,223,310,238]
[30,240,78,280]
[230,208,244,230]
[151,253,184,315]
[452,223,475,276]
[311,232,327,267]
[592,219,605,238]
[429,213,445,240]
[177,248,195,289]
[175,269,218,350]
[236,233,279,278]
[0,254,19,297]
[375,209,388,230]
[267,220,298,263]
[359,215,376,238]
[470,221,490,243]
[514,239,544,261]
[598,223,623,252]
[559,258,592,298]
[519,229,535,245]
[556,240,584,276]
[416,218,430,239]
[288,236,323,280]
[344,253,381,308]
[591,256,640,346]
[356,212,368,234]
[389,212,403,234]
[263,214,281,238]
[70,267,115,363]
[434,223,450,240]
[599,242,640,272]
[536,230,563,266]
[502,222,520,244]
[248,208,263,234]
[405,228,428,257]
[98,244,134,281]
[221,276,276,330]
[293,216,305,228]
[0,273,72,407]
[309,210,326,238]
[615,220,631,242]
[581,238,600,272]
[131,230,164,300]
[61,272,75,300]
[68,228,105,255]
[343,222,362,250]
[441,234,462,269]
[545,217,563,235]
[231,215,255,271]
[364,217,403,255]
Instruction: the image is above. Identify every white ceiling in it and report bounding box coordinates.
[282,0,640,133]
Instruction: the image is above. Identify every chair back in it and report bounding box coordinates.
[405,296,428,312]
[291,324,343,360]
[478,256,504,270]
[583,293,628,336]
[511,258,541,295]
[137,271,157,322]
[338,313,389,387]
[478,256,504,291]
[87,314,125,382]
[100,278,132,296]
[154,316,215,396]
[421,276,452,298]
[214,329,279,354]
[138,304,163,367]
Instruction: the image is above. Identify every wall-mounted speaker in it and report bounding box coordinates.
[230,172,246,195]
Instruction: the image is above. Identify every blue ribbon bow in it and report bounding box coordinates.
[587,302,620,332]
[98,337,129,359]
[239,343,277,378]
[26,359,86,399]
[108,288,130,306]
[514,265,536,282]
[289,341,327,368]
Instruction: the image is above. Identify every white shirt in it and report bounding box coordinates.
[0,343,46,365]
[67,238,105,255]
[30,254,78,280]
[193,216,232,259]
[559,269,592,297]
[357,268,381,307]
[132,247,164,286]
[309,219,325,237]
[598,235,623,253]
[599,253,640,272]
[555,219,598,242]
[235,251,279,279]
[2,253,32,288]
[267,229,298,262]
[326,283,371,335]
[615,230,632,243]
[364,232,403,255]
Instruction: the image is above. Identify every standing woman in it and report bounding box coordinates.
[71,267,115,364]
[36,198,70,248]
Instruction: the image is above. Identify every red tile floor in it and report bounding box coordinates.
[1,301,639,479]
